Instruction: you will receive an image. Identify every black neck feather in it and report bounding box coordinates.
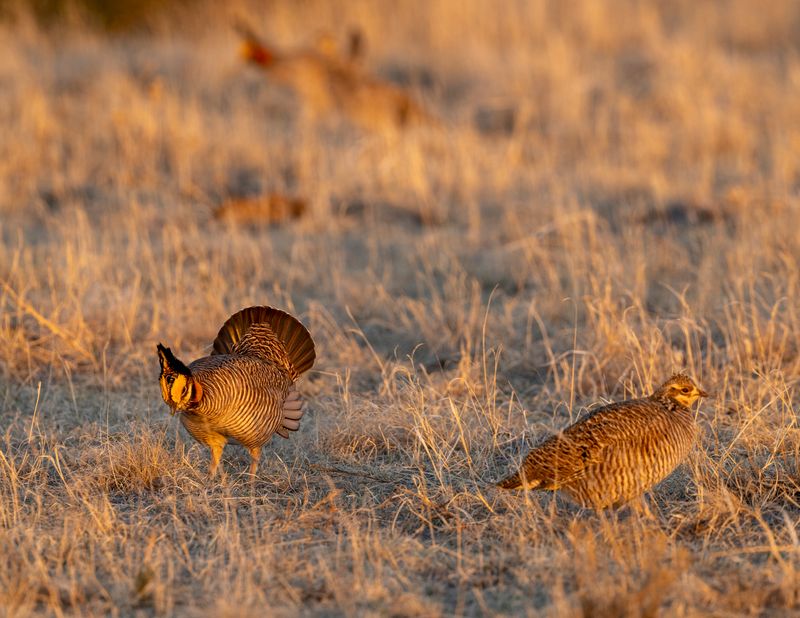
[157,343,192,376]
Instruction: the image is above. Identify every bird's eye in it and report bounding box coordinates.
[166,376,174,386]
[681,387,690,394]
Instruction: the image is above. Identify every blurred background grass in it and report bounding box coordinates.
[0,0,191,30]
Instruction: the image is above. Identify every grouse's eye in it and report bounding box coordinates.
[166,376,174,386]
[680,387,690,394]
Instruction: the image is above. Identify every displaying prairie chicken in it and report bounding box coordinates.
[157,306,315,477]
[497,374,708,508]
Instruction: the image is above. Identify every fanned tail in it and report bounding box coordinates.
[212,306,316,379]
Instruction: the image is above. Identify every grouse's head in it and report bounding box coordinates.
[652,373,708,408]
[157,344,202,413]
[234,22,276,68]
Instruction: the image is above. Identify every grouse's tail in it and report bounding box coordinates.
[212,306,315,379]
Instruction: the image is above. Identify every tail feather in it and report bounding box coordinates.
[212,306,316,378]
[276,388,305,439]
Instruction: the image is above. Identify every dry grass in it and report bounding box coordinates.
[2,0,800,614]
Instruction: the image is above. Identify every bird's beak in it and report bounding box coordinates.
[698,388,709,398]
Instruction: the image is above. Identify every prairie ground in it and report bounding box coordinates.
[1,0,800,615]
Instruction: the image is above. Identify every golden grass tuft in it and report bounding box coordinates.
[76,425,184,494]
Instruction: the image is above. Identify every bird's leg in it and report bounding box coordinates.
[248,447,261,477]
[208,439,226,478]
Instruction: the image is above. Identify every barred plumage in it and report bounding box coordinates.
[497,374,708,508]
[157,306,315,477]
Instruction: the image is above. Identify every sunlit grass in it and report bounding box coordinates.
[1,0,800,614]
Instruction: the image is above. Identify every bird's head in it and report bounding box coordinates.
[234,21,276,68]
[157,344,202,413]
[240,38,275,67]
[652,373,708,408]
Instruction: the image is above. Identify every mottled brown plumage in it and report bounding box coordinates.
[497,374,708,508]
[157,306,315,477]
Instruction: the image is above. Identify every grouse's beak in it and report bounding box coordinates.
[698,388,709,398]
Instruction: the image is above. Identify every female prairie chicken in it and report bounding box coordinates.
[157,306,315,477]
[497,374,708,508]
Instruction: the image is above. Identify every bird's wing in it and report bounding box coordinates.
[506,400,647,489]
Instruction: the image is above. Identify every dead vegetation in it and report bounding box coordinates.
[1,0,800,615]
